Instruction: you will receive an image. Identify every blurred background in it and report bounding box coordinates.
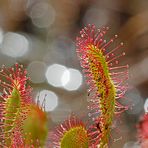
[0,0,148,147]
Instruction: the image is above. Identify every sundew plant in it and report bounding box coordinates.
[76,24,129,147]
[137,113,148,148]
[0,64,48,147]
[0,24,130,148]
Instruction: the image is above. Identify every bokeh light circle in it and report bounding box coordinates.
[1,32,29,58]
[36,90,58,112]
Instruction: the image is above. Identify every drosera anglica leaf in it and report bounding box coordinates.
[0,63,32,147]
[137,113,148,148]
[76,24,129,147]
[49,115,98,148]
[22,104,48,148]
[8,103,48,148]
